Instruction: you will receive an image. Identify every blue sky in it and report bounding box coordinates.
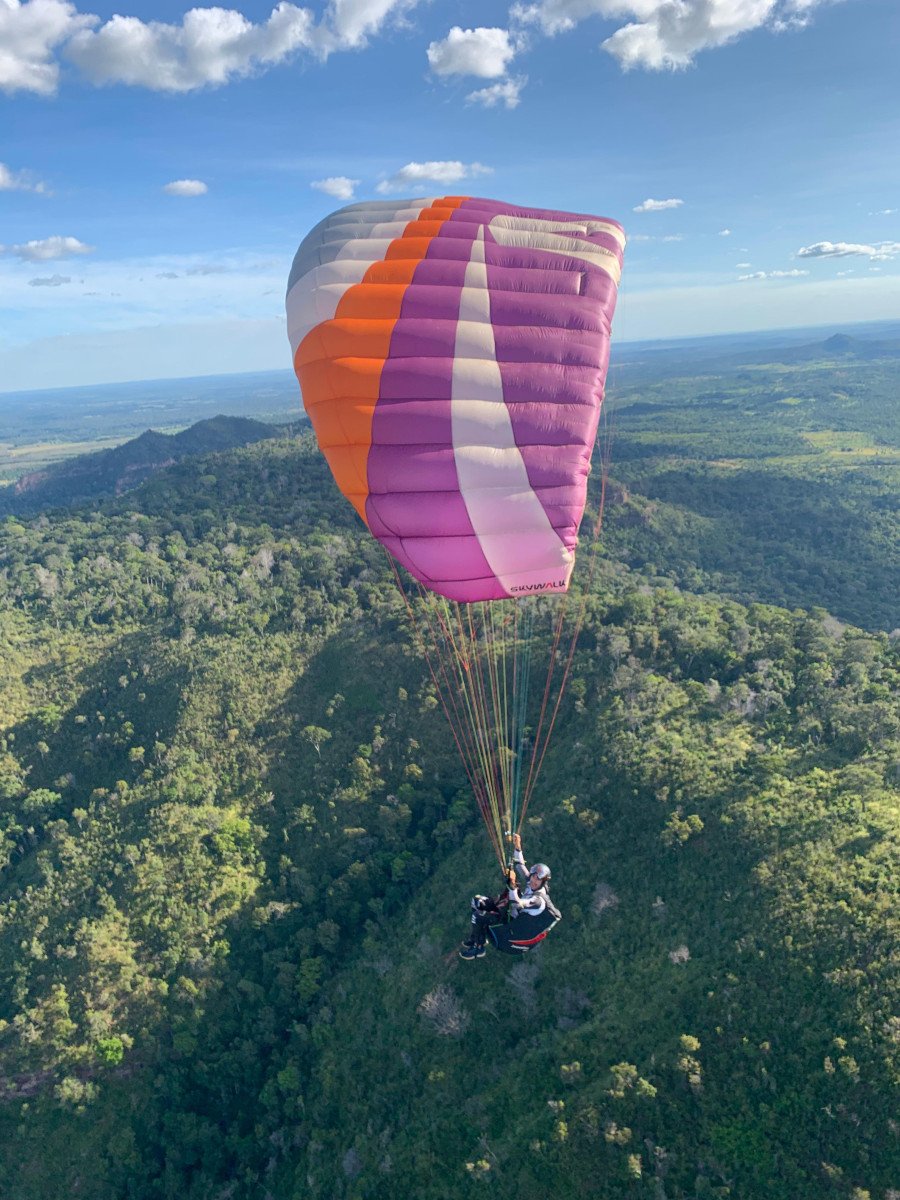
[1,0,898,391]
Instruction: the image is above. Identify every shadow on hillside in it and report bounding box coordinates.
[8,628,189,834]
[602,465,896,630]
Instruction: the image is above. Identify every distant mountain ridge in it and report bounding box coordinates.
[2,415,288,515]
[739,331,900,366]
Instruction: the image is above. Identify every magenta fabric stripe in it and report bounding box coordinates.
[366,221,498,594]
[359,195,623,601]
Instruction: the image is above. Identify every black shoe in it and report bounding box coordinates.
[459,944,486,960]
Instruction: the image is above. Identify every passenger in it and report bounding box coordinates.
[459,833,555,959]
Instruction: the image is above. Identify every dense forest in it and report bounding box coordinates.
[0,341,898,1199]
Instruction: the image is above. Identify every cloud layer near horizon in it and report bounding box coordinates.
[798,240,900,262]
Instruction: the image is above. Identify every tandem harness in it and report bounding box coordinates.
[488,902,561,955]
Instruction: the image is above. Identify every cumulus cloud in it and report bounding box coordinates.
[0,0,95,95]
[28,273,71,286]
[870,208,896,216]
[466,76,526,108]
[718,228,731,236]
[427,26,517,78]
[2,235,94,261]
[65,3,317,91]
[797,240,900,261]
[311,175,359,201]
[318,0,420,52]
[511,0,833,71]
[739,268,809,280]
[633,197,683,213]
[376,160,492,194]
[3,0,426,95]
[163,178,208,196]
[736,261,751,267]
[64,0,429,88]
[0,162,50,193]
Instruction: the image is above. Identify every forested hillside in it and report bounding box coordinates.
[604,342,899,631]
[0,416,289,516]
[0,407,897,1197]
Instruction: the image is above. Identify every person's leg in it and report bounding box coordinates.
[460,907,495,958]
[471,911,494,946]
[464,909,493,945]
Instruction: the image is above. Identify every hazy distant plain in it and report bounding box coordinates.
[2,320,898,486]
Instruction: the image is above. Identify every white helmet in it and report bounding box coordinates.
[529,863,551,883]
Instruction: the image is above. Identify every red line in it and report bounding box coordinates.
[510,931,548,947]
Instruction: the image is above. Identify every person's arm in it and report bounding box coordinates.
[509,889,547,917]
[512,833,529,881]
[506,867,546,916]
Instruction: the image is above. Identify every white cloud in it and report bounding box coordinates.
[163,178,208,196]
[317,0,419,52]
[3,0,427,96]
[511,0,593,37]
[836,269,853,276]
[718,228,731,236]
[871,208,896,216]
[0,0,95,95]
[65,3,317,91]
[376,160,492,194]
[735,261,751,267]
[628,233,682,244]
[466,76,526,108]
[739,268,809,280]
[2,235,94,261]
[186,264,232,275]
[511,1,833,70]
[634,197,683,213]
[0,162,50,193]
[28,273,71,286]
[797,240,900,261]
[311,175,359,201]
[427,26,517,78]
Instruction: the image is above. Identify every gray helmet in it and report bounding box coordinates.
[529,863,551,883]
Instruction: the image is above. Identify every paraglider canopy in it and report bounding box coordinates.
[287,196,624,603]
[286,196,625,864]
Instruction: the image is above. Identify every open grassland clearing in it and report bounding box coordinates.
[0,437,128,485]
[799,429,900,459]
